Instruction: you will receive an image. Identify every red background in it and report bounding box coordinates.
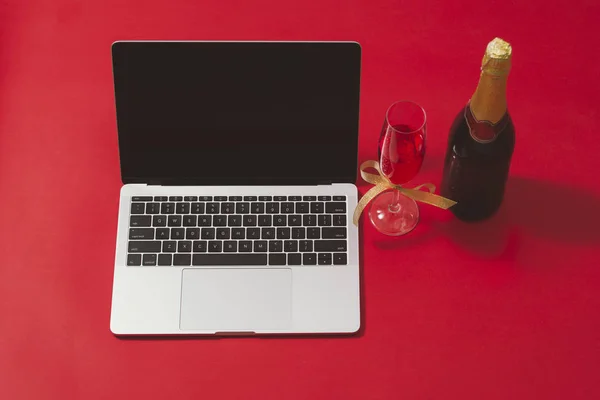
[1,0,599,399]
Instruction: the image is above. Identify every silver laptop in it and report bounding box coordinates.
[109,41,362,336]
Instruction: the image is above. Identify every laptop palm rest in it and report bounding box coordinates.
[180,268,293,332]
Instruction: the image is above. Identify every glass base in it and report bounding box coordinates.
[368,191,419,236]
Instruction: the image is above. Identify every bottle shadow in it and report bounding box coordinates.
[371,176,600,258]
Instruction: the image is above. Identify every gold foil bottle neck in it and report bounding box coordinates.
[481,37,512,76]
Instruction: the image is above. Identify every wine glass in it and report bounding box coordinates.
[368,100,427,236]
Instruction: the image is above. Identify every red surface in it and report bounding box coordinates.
[1,0,599,399]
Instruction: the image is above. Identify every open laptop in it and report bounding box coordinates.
[110,41,361,336]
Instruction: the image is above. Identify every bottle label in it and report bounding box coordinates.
[465,105,508,144]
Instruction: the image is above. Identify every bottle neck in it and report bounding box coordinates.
[469,67,509,124]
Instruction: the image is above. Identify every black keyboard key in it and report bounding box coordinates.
[129,228,154,240]
[269,254,286,266]
[326,202,346,214]
[303,196,316,201]
[193,241,207,252]
[128,241,161,253]
[303,253,317,265]
[243,215,257,226]
[221,202,235,214]
[146,203,161,214]
[284,240,298,252]
[318,253,333,265]
[158,254,172,266]
[266,203,279,214]
[274,196,286,201]
[201,228,216,239]
[213,215,227,226]
[152,215,167,227]
[269,240,283,252]
[289,196,301,201]
[247,228,260,239]
[232,228,245,239]
[292,227,306,239]
[333,215,346,226]
[127,254,142,266]
[156,228,170,240]
[307,228,320,239]
[191,203,205,214]
[259,196,272,201]
[236,202,250,214]
[229,196,242,201]
[184,196,198,201]
[161,203,175,214]
[171,228,185,240]
[168,215,182,227]
[186,228,200,240]
[143,254,157,266]
[224,241,237,252]
[199,196,212,201]
[299,240,313,252]
[228,215,242,226]
[254,241,267,252]
[209,241,223,252]
[183,215,197,226]
[163,241,177,252]
[322,227,347,239]
[277,228,291,239]
[333,196,347,201]
[289,215,302,226]
[281,202,294,213]
[239,241,252,252]
[130,201,150,213]
[258,215,272,226]
[174,254,191,266]
[176,203,190,214]
[251,203,265,214]
[296,202,310,213]
[132,196,152,202]
[198,216,212,226]
[192,254,267,266]
[244,196,257,201]
[206,203,220,214]
[333,253,347,265]
[214,196,227,201]
[169,196,183,202]
[318,215,332,226]
[288,253,302,265]
[273,215,287,226]
[154,196,168,201]
[217,228,230,239]
[318,196,331,201]
[315,240,347,252]
[262,228,275,239]
[310,202,324,213]
[131,216,152,227]
[303,215,317,226]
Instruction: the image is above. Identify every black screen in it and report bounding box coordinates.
[112,41,361,185]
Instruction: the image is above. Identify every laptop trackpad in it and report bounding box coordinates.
[180,268,292,332]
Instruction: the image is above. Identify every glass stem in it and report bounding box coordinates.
[388,189,401,213]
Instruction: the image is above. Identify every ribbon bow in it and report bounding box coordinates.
[352,160,457,226]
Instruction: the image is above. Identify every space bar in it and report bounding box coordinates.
[192,254,267,266]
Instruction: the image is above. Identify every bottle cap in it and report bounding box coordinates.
[481,37,512,76]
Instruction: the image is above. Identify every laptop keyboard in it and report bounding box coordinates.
[126,195,349,267]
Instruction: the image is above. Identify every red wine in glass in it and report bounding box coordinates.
[369,101,427,236]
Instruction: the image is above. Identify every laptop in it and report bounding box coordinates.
[110,41,362,336]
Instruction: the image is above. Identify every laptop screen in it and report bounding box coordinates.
[112,41,361,185]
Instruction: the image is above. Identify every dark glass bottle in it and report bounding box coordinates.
[441,38,516,221]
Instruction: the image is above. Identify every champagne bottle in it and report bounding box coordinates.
[440,37,516,221]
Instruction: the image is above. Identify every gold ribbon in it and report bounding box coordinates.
[353,160,457,226]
